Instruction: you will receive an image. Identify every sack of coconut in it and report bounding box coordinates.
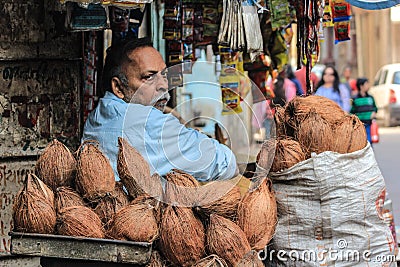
[268,143,396,266]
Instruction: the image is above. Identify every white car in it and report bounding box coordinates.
[369,63,400,127]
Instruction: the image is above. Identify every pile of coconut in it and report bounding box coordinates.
[12,137,277,266]
[257,95,367,173]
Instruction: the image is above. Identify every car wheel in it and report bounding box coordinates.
[383,107,392,127]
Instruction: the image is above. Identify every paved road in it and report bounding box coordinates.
[373,126,400,238]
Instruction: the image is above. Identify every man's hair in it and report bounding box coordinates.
[102,37,153,93]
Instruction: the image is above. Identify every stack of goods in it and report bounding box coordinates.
[257,95,367,173]
[12,138,277,266]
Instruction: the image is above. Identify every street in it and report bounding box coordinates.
[373,126,400,240]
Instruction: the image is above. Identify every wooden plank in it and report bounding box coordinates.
[10,232,152,265]
[0,255,42,267]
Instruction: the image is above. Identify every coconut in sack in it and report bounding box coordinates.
[76,140,115,200]
[35,139,77,191]
[13,173,56,234]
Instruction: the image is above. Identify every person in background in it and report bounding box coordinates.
[286,65,304,96]
[341,65,357,96]
[271,68,297,107]
[82,38,238,182]
[350,78,377,144]
[314,66,351,112]
[295,64,319,93]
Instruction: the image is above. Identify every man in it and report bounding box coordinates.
[341,65,357,96]
[82,38,238,182]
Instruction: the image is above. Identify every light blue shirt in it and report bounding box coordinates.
[82,92,237,182]
[315,84,351,112]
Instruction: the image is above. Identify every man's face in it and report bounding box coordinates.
[122,47,170,111]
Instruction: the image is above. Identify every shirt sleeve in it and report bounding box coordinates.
[339,84,351,113]
[144,109,238,182]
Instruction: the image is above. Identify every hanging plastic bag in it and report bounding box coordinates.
[371,119,379,143]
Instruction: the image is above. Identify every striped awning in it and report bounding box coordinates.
[346,0,400,9]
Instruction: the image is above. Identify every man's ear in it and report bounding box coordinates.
[111,77,125,99]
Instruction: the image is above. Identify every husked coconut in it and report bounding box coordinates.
[35,139,77,190]
[296,110,334,157]
[237,179,277,250]
[271,138,305,172]
[160,206,205,266]
[256,139,277,172]
[164,169,200,206]
[13,173,56,234]
[107,203,158,242]
[117,138,162,199]
[55,186,85,213]
[56,205,104,238]
[332,114,367,153]
[146,250,165,267]
[207,214,251,267]
[76,141,115,199]
[237,250,264,267]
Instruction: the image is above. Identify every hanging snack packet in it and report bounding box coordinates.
[334,21,350,43]
[331,0,351,22]
[322,0,334,27]
[220,75,243,115]
[269,0,291,29]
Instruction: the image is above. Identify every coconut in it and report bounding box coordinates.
[56,205,104,238]
[117,138,162,199]
[55,186,85,213]
[192,255,228,267]
[296,110,334,158]
[93,182,130,227]
[131,194,162,224]
[285,96,346,129]
[76,141,115,199]
[13,173,56,234]
[35,139,77,191]
[237,179,277,251]
[274,105,293,137]
[195,183,241,221]
[256,139,277,172]
[332,115,367,153]
[160,206,205,266]
[271,138,305,172]
[147,250,165,267]
[237,250,264,267]
[107,203,158,242]
[207,214,251,267]
[164,169,200,206]
[348,115,367,152]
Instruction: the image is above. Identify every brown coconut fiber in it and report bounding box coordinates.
[107,203,159,242]
[131,194,162,224]
[146,250,165,267]
[296,110,334,158]
[76,140,115,199]
[237,250,264,267]
[160,206,205,266]
[274,105,293,137]
[207,214,251,267]
[192,254,228,267]
[55,186,85,213]
[332,115,367,153]
[93,182,130,227]
[285,96,346,129]
[196,184,241,221]
[117,138,162,199]
[35,139,77,191]
[237,179,277,250]
[164,169,200,206]
[56,205,104,238]
[271,138,305,172]
[13,173,56,234]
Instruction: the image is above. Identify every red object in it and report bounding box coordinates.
[371,120,379,143]
[389,89,397,104]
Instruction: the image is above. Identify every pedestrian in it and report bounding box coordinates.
[286,65,304,96]
[341,65,357,96]
[350,77,377,144]
[270,69,296,107]
[295,64,319,93]
[314,66,351,112]
[82,37,238,181]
